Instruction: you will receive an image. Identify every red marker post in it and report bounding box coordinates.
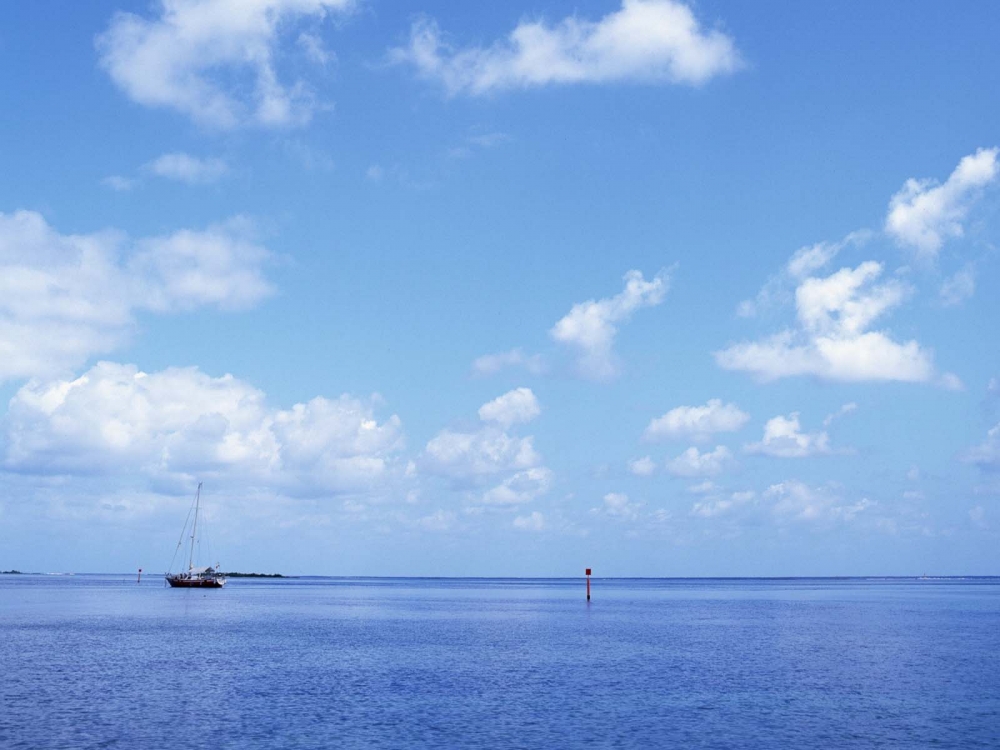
[585,568,591,601]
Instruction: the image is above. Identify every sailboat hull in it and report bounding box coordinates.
[165,576,226,588]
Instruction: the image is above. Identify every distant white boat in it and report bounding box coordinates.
[165,483,226,589]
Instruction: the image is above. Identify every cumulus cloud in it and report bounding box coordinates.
[4,362,402,495]
[415,509,458,532]
[483,467,553,505]
[297,31,332,65]
[665,445,732,477]
[940,265,976,306]
[472,348,546,377]
[690,489,755,518]
[96,0,353,129]
[145,152,229,184]
[687,480,719,494]
[102,175,136,192]
[551,269,669,380]
[628,455,657,476]
[477,387,540,427]
[0,210,273,382]
[643,398,749,442]
[591,491,643,520]
[963,424,1000,469]
[885,147,999,259]
[424,392,553,515]
[423,390,548,494]
[513,510,545,531]
[822,402,857,427]
[423,428,539,480]
[717,261,938,383]
[390,0,740,96]
[745,413,832,458]
[737,231,871,318]
[764,480,871,523]
[128,217,274,312]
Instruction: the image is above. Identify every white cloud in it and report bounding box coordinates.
[390,0,741,96]
[423,390,548,481]
[477,387,540,427]
[365,164,384,182]
[745,413,832,458]
[717,261,936,383]
[483,467,553,505]
[644,398,749,442]
[940,265,976,306]
[969,506,987,528]
[885,147,999,259]
[628,455,657,476]
[592,491,643,520]
[764,480,870,523]
[4,362,403,495]
[823,402,857,427]
[513,511,545,531]
[687,480,719,494]
[102,175,136,192]
[128,217,274,312]
[796,262,907,335]
[423,427,539,480]
[939,372,964,391]
[145,152,228,184]
[472,348,546,377]
[963,424,1000,469]
[551,269,669,380]
[786,241,842,280]
[0,211,273,382]
[96,0,353,129]
[665,445,732,477]
[297,31,331,65]
[690,490,754,518]
[415,509,458,532]
[738,231,871,318]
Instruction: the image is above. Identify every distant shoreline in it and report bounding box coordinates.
[2,571,998,580]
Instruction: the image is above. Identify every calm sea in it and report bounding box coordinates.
[1,575,998,749]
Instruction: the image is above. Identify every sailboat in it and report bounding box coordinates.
[165,483,226,589]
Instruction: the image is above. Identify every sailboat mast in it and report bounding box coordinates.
[188,482,202,571]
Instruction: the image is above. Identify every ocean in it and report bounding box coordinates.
[1,575,998,748]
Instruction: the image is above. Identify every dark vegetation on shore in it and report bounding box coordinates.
[221,572,287,578]
[2,570,22,574]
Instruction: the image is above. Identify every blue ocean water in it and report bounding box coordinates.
[1,576,998,749]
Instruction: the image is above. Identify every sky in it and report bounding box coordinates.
[1,0,998,576]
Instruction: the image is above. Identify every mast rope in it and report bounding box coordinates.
[166,488,198,574]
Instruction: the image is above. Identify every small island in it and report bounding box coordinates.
[220,572,288,578]
[1,570,23,575]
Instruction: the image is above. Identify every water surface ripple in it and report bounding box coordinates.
[2,576,998,748]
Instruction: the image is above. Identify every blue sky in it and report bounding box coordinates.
[1,0,998,576]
